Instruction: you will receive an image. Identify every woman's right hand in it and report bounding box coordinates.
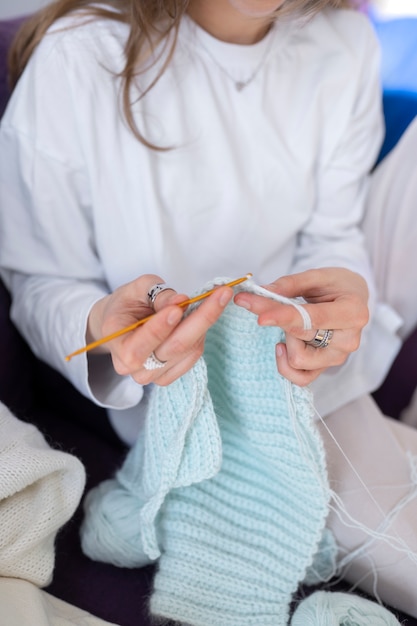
[87,274,233,386]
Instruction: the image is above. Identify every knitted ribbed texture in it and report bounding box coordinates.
[149,302,331,625]
[82,283,334,625]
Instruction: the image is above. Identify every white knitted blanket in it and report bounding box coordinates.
[0,401,85,586]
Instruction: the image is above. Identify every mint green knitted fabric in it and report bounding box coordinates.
[291,591,400,625]
[147,301,332,625]
[81,280,336,624]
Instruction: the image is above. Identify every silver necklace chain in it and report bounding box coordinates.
[198,32,275,92]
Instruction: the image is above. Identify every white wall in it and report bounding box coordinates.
[0,0,49,19]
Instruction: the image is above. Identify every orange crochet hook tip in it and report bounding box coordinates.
[65,273,253,362]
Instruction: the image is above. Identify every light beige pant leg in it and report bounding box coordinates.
[320,394,417,616]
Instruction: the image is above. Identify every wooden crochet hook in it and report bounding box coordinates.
[65,273,253,361]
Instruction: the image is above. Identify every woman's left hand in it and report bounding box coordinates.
[234,267,369,386]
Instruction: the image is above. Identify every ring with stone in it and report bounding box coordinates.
[147,283,175,308]
[143,351,167,370]
[304,329,334,349]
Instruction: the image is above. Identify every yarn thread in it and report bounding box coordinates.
[309,402,417,598]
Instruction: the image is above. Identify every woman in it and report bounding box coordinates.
[1,0,417,621]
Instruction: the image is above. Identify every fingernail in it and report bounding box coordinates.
[219,289,232,307]
[276,345,283,357]
[259,319,275,326]
[236,298,251,311]
[167,307,182,325]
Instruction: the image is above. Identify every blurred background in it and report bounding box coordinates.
[0,0,417,19]
[376,0,417,17]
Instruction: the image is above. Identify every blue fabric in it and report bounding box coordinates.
[370,14,417,162]
[372,16,417,92]
[381,90,417,161]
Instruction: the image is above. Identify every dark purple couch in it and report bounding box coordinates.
[1,14,417,626]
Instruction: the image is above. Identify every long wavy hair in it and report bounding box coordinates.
[9,0,363,147]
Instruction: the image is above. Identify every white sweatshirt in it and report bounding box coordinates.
[0,9,401,442]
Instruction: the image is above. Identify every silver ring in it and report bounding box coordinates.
[305,329,334,349]
[143,351,167,370]
[147,283,174,307]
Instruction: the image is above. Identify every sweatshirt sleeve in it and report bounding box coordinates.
[291,13,384,304]
[291,14,403,414]
[0,27,143,409]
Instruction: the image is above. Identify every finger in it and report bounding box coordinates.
[284,334,352,373]
[115,285,233,378]
[302,328,361,353]
[153,290,189,310]
[267,268,369,303]
[275,343,324,387]
[131,346,204,387]
[148,283,188,311]
[235,295,368,334]
[234,293,310,329]
[154,285,233,362]
[102,274,173,333]
[127,274,169,309]
[111,303,184,376]
[288,297,368,333]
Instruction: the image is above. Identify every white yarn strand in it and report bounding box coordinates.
[187,276,312,330]
[308,401,417,587]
